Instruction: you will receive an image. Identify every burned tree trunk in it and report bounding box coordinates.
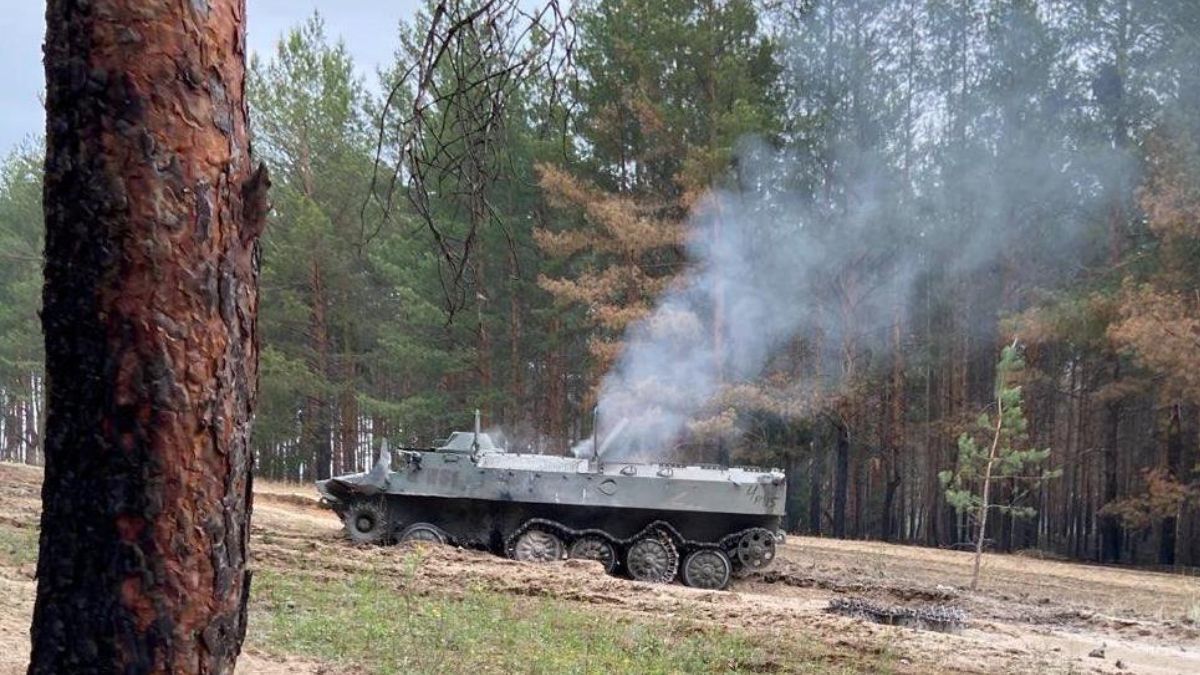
[32,1,264,673]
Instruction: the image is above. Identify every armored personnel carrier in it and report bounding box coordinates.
[316,418,785,590]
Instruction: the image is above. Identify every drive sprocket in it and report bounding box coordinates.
[734,527,776,572]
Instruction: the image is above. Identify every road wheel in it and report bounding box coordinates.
[344,500,390,544]
[512,528,565,562]
[625,535,678,584]
[568,535,618,574]
[398,522,448,545]
[681,549,732,590]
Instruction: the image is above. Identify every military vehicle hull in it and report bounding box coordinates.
[317,439,786,590]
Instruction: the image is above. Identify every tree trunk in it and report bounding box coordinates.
[33,1,263,672]
[972,385,1006,591]
[507,245,523,428]
[851,445,863,538]
[475,255,492,424]
[545,317,565,448]
[882,474,901,542]
[1100,358,1122,563]
[833,417,849,538]
[339,384,358,474]
[304,259,331,480]
[1,391,15,462]
[808,440,823,535]
[26,374,43,465]
[882,315,905,542]
[1160,403,1184,565]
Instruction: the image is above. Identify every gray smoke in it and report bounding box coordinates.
[573,138,1104,461]
[574,152,916,460]
[571,2,1156,461]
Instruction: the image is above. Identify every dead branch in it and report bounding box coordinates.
[363,0,576,317]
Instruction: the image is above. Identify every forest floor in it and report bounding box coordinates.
[1,462,1198,674]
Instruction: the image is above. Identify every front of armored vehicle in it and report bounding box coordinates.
[315,440,395,512]
[315,428,506,513]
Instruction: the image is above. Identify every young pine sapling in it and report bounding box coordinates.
[940,341,1059,591]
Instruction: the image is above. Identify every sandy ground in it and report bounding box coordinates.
[2,463,1198,674]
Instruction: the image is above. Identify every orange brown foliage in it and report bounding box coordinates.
[1110,129,1200,402]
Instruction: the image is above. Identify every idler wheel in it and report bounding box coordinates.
[399,522,448,545]
[568,535,618,573]
[343,500,390,544]
[681,549,732,590]
[735,528,776,572]
[625,535,678,584]
[512,528,565,563]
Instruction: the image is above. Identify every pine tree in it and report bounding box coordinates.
[1107,122,1200,564]
[0,145,43,464]
[539,0,782,417]
[33,1,262,670]
[940,343,1057,590]
[250,14,376,479]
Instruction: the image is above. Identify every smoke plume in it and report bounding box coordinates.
[572,2,1155,461]
[575,156,917,460]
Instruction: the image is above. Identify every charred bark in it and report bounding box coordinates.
[32,1,263,672]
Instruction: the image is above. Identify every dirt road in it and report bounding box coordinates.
[2,463,1197,673]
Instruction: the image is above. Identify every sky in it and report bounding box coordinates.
[0,0,420,153]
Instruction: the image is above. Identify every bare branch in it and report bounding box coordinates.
[362,0,576,317]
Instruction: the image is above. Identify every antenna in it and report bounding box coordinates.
[592,407,599,461]
[473,408,481,453]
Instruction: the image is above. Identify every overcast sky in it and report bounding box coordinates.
[0,0,420,153]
